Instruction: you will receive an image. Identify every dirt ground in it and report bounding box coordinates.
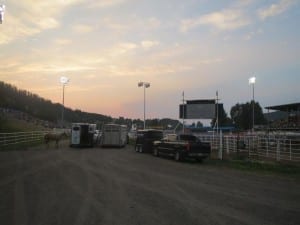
[0,144,299,225]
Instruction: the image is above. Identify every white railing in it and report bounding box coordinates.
[0,131,48,148]
[196,134,300,162]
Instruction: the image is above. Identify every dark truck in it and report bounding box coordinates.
[135,129,164,153]
[153,134,211,162]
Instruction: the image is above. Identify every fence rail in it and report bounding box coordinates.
[197,134,300,163]
[0,131,48,148]
[2,131,300,163]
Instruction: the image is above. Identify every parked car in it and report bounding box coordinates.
[135,129,164,153]
[153,134,211,162]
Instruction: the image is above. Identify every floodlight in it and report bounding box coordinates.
[60,76,69,84]
[60,76,70,128]
[0,5,5,24]
[137,81,151,129]
[248,76,256,132]
[249,76,256,84]
[0,5,5,13]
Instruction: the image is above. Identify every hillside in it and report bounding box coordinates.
[0,81,182,132]
[0,81,112,130]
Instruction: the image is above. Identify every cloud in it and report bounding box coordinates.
[180,9,250,32]
[101,16,161,34]
[35,17,59,29]
[54,38,72,45]
[109,42,138,56]
[0,13,40,45]
[0,62,96,75]
[102,17,129,32]
[0,0,74,45]
[72,24,94,33]
[86,0,127,8]
[141,40,160,49]
[45,65,96,73]
[258,0,296,20]
[244,28,263,40]
[147,17,161,29]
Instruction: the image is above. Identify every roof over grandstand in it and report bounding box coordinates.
[265,103,300,112]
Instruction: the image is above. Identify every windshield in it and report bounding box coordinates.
[180,135,199,142]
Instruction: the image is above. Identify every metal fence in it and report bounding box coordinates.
[196,133,300,163]
[0,131,48,149]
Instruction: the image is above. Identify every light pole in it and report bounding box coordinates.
[249,76,256,132]
[138,81,150,129]
[0,5,5,24]
[60,76,69,128]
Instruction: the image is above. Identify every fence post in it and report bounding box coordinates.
[266,138,269,157]
[276,140,280,161]
[289,139,292,161]
[226,137,229,154]
[236,136,240,158]
[248,138,250,159]
[218,130,223,160]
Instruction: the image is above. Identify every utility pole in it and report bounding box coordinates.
[182,91,185,134]
[216,90,219,134]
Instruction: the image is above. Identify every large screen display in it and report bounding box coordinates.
[179,100,218,119]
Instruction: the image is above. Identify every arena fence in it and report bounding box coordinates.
[0,131,48,149]
[0,129,70,150]
[196,133,300,163]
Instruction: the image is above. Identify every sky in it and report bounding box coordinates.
[0,0,300,121]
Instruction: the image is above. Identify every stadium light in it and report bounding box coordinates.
[249,77,256,85]
[138,81,150,129]
[60,76,69,128]
[0,5,5,24]
[248,76,256,132]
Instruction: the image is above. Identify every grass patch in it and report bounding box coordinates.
[206,159,300,177]
[0,115,48,132]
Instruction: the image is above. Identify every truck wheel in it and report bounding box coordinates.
[196,158,203,163]
[174,151,181,161]
[153,148,159,157]
[139,146,143,153]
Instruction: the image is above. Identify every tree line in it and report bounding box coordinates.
[0,81,180,130]
[212,102,267,130]
[0,81,267,131]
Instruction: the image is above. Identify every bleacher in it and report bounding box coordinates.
[265,103,300,131]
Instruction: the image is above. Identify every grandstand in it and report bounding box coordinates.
[265,103,300,131]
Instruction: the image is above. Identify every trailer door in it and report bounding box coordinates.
[71,126,80,145]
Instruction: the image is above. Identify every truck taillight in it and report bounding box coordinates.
[185,142,190,151]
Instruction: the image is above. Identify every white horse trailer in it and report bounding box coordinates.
[71,123,96,147]
[101,124,128,147]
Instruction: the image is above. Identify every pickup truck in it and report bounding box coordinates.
[153,134,211,162]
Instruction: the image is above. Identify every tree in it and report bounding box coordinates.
[211,104,233,127]
[196,121,203,128]
[230,101,266,130]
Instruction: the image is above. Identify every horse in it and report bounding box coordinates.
[44,132,68,148]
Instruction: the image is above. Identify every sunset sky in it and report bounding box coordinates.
[0,0,299,120]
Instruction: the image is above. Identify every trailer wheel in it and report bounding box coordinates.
[139,146,143,153]
[153,147,159,157]
[174,151,181,161]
